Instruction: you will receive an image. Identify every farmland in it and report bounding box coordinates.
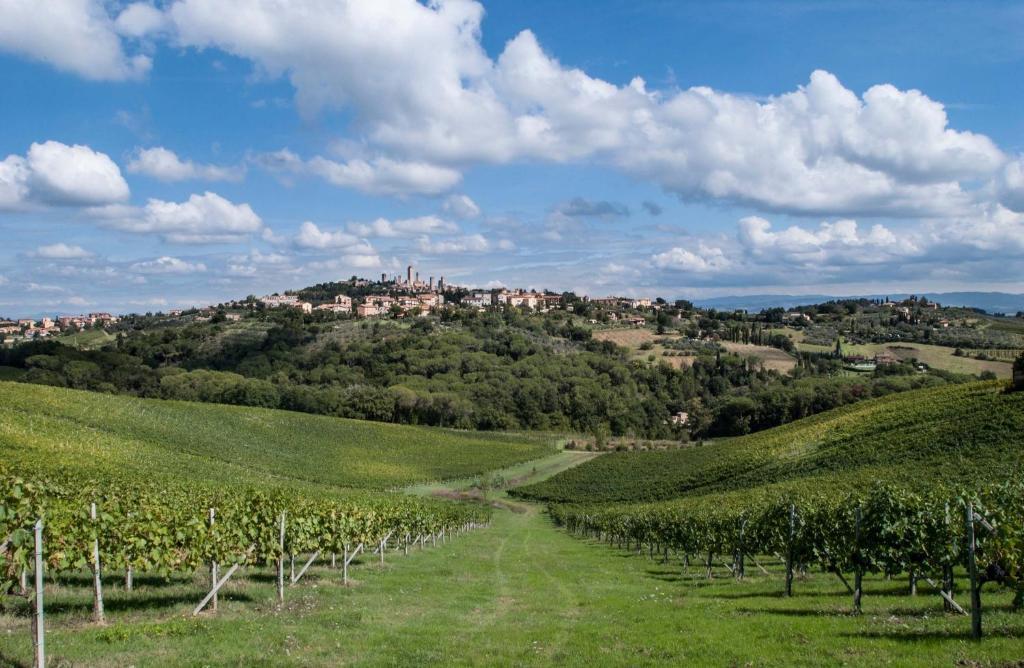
[514,380,1024,504]
[0,382,555,490]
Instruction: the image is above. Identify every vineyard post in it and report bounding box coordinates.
[737,518,747,581]
[20,568,27,594]
[853,506,863,614]
[943,502,955,613]
[331,553,337,569]
[290,554,295,583]
[277,511,286,604]
[33,519,44,668]
[126,565,133,592]
[209,508,218,612]
[785,504,796,597]
[90,502,105,623]
[965,503,981,640]
[343,545,349,585]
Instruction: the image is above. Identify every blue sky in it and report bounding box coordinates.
[1,0,1023,317]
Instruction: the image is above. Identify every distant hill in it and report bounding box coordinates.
[514,380,1024,504]
[693,291,1024,313]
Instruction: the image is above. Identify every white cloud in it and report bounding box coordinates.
[0,141,130,209]
[127,147,243,182]
[737,216,918,264]
[342,253,383,268]
[114,3,168,38]
[347,215,458,238]
[442,194,481,219]
[130,256,207,274]
[0,275,7,286]
[159,2,1010,217]
[101,191,263,244]
[652,244,730,273]
[0,0,150,80]
[999,157,1024,213]
[33,243,93,259]
[293,221,359,250]
[417,234,489,254]
[254,148,461,196]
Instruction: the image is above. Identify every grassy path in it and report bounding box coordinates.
[3,453,1023,666]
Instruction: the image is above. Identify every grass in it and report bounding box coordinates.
[55,329,116,350]
[3,498,1022,666]
[515,381,1024,503]
[797,336,1013,378]
[0,381,555,490]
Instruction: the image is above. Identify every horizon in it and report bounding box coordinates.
[2,1,1024,315]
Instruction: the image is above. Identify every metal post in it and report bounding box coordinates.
[853,506,863,614]
[90,502,104,623]
[277,512,286,604]
[209,508,218,612]
[785,504,796,597]
[966,503,981,639]
[33,520,44,668]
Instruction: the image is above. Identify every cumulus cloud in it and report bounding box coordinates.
[0,0,151,80]
[293,221,360,250]
[347,215,458,238]
[418,234,490,254]
[2,1,1013,217]
[0,141,130,209]
[127,147,243,182]
[652,244,730,273]
[255,149,460,196]
[130,256,207,274]
[100,191,263,243]
[442,194,481,219]
[555,197,630,220]
[33,243,93,259]
[737,216,918,265]
[159,3,1009,216]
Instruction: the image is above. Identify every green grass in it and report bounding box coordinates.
[515,381,1024,503]
[55,329,116,350]
[0,381,555,490]
[799,337,1013,378]
[3,504,1022,666]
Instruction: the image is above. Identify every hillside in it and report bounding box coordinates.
[515,380,1024,503]
[0,382,554,491]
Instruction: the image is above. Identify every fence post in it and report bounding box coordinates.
[853,506,863,614]
[785,504,796,597]
[33,520,44,668]
[965,503,981,640]
[277,511,286,604]
[209,508,218,611]
[90,502,105,623]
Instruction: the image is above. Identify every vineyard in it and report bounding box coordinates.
[0,382,557,665]
[514,381,1024,503]
[0,382,555,490]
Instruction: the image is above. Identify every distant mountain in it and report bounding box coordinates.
[692,292,1024,314]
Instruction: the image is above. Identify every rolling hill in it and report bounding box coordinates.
[0,381,554,492]
[514,380,1024,504]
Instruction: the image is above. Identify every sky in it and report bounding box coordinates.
[1,0,1024,317]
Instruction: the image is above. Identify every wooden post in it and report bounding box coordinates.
[785,504,796,597]
[290,554,295,583]
[966,503,981,640]
[277,511,286,604]
[405,533,410,556]
[737,519,746,580]
[33,520,44,668]
[331,553,337,569]
[209,508,218,612]
[706,551,713,579]
[291,551,321,585]
[853,506,863,614]
[20,568,27,594]
[343,545,349,585]
[90,502,105,623]
[909,567,917,596]
[380,540,385,566]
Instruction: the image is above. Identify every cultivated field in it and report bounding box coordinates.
[0,382,555,490]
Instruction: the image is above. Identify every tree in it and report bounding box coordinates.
[1013,352,1024,392]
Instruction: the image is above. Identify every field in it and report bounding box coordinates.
[782,328,1014,378]
[515,380,1024,503]
[0,382,555,490]
[593,327,797,372]
[55,329,117,350]
[3,456,1022,666]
